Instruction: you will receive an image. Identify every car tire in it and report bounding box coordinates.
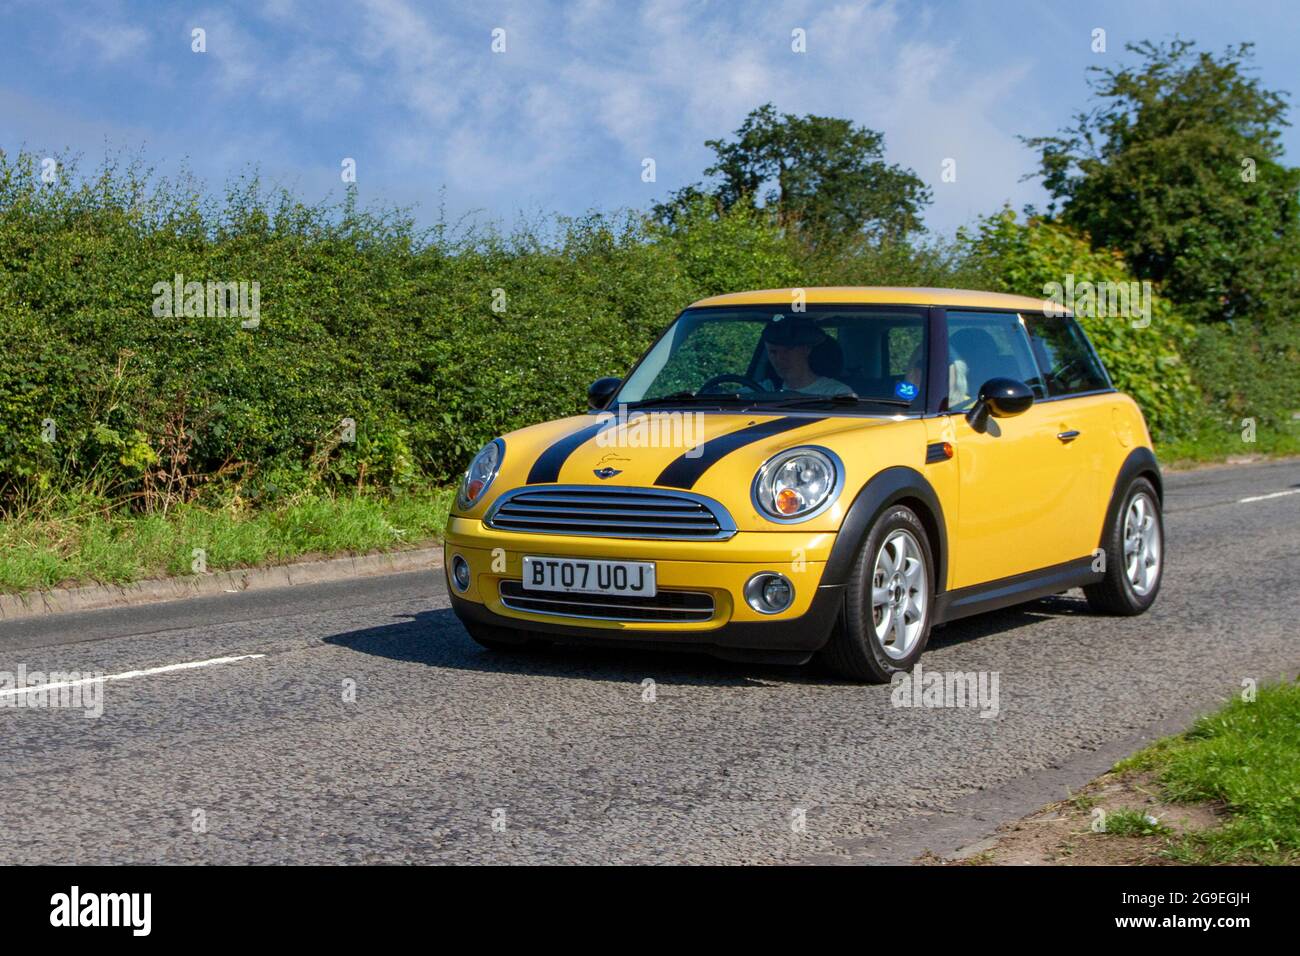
[1084,477,1164,615]
[819,505,935,683]
[462,619,545,651]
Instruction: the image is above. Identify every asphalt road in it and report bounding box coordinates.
[1,460,1296,865]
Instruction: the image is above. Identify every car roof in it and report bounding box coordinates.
[688,286,1067,313]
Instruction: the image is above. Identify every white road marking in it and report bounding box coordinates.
[0,654,266,698]
[1238,489,1300,504]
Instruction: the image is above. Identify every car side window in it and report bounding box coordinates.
[887,324,924,377]
[1020,314,1111,396]
[944,311,1041,412]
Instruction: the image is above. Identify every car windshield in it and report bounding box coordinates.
[615,305,929,412]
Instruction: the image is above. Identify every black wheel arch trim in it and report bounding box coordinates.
[1100,446,1163,549]
[823,465,948,592]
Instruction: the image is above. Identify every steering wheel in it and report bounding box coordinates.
[1046,360,1080,390]
[698,373,766,395]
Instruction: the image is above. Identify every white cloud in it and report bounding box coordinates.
[193,9,262,89]
[805,0,901,62]
[189,7,362,119]
[331,0,1039,232]
[65,18,149,63]
[7,0,1057,235]
[357,0,473,125]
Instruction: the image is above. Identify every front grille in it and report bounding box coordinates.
[499,580,715,622]
[485,486,736,540]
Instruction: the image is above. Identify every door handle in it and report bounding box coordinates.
[1057,430,1081,443]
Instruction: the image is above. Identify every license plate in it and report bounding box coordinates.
[522,556,656,597]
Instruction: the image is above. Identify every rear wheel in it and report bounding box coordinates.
[820,505,935,682]
[1084,477,1163,615]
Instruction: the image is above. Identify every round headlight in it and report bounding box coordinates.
[457,439,504,511]
[752,447,841,522]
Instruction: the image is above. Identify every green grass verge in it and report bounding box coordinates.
[1097,807,1172,838]
[1114,681,1300,864]
[1155,422,1300,468]
[0,487,453,593]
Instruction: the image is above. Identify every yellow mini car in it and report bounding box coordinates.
[445,288,1164,681]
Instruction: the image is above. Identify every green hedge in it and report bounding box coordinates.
[0,152,1285,512]
[0,156,715,502]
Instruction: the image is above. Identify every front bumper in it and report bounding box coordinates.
[442,516,845,659]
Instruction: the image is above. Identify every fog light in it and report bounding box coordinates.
[451,554,471,592]
[744,572,794,614]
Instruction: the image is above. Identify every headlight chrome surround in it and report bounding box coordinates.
[744,572,795,614]
[450,554,471,592]
[456,439,505,512]
[751,446,844,523]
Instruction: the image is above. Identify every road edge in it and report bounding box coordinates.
[1161,451,1300,473]
[0,546,445,622]
[798,702,1220,866]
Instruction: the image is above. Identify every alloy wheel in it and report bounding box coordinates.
[871,529,927,659]
[1123,492,1162,597]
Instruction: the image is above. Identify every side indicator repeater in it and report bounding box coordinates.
[925,442,954,464]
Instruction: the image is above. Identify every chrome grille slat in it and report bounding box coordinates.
[499,580,715,623]
[501,503,708,519]
[485,485,736,540]
[513,493,700,508]
[492,515,718,530]
[505,595,687,612]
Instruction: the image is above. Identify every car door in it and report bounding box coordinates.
[939,310,1094,589]
[1019,311,1119,559]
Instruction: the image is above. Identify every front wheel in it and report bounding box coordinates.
[819,505,935,682]
[1084,477,1164,615]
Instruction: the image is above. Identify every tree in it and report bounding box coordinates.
[960,209,1197,438]
[655,104,931,246]
[1023,39,1300,322]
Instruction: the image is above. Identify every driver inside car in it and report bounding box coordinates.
[761,316,854,396]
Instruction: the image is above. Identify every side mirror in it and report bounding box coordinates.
[967,378,1033,433]
[587,376,621,410]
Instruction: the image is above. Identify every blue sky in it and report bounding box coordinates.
[3,0,1298,239]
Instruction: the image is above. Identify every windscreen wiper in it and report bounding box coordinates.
[618,391,757,409]
[764,394,914,409]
